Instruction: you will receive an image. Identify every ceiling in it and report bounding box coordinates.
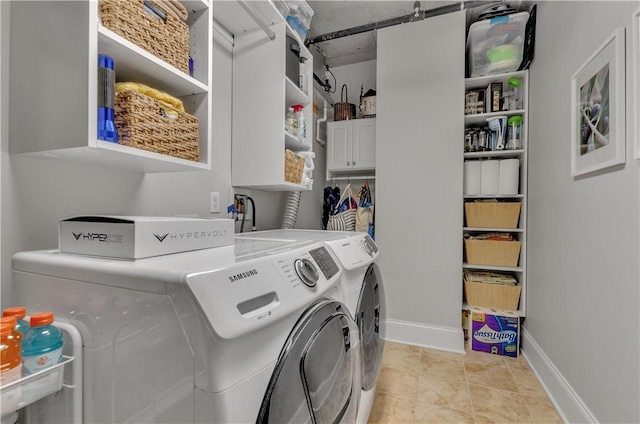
[304,1,529,69]
[306,1,460,68]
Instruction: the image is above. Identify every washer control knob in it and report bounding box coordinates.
[294,258,319,288]
[362,238,375,256]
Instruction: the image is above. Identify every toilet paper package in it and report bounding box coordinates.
[480,160,499,195]
[499,159,520,195]
[470,307,520,357]
[464,161,481,195]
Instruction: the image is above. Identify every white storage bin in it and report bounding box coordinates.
[467,12,529,77]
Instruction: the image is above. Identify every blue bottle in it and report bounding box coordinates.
[22,312,63,375]
[97,54,118,143]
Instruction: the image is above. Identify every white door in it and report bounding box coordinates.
[376,11,465,349]
[352,119,376,170]
[327,120,351,170]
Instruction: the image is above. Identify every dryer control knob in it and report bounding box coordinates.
[362,238,375,256]
[294,258,319,288]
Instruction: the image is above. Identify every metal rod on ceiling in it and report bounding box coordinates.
[305,1,490,47]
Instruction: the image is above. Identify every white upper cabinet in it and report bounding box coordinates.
[327,118,376,174]
[8,0,212,173]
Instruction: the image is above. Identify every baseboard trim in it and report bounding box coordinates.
[384,319,465,354]
[522,328,598,424]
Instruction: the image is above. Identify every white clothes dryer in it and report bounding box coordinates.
[236,230,385,424]
[11,237,361,424]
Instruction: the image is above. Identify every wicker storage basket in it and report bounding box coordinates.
[464,270,521,310]
[285,150,305,184]
[465,202,522,228]
[114,90,200,161]
[464,239,521,267]
[465,280,522,310]
[99,0,190,74]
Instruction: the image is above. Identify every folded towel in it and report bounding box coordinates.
[159,0,188,21]
[115,82,185,112]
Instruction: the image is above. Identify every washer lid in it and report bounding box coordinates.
[257,300,361,424]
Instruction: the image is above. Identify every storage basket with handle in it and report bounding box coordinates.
[99,0,190,75]
[114,83,200,162]
[284,150,305,184]
[334,84,356,121]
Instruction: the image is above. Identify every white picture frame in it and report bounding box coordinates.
[571,27,626,177]
[633,8,640,159]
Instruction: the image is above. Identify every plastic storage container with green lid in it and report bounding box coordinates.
[507,115,523,150]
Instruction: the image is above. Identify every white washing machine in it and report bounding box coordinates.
[10,237,361,423]
[237,230,385,424]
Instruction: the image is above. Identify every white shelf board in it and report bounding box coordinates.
[464,109,525,126]
[213,0,283,36]
[182,0,209,13]
[464,227,523,232]
[285,131,311,151]
[464,149,524,159]
[285,77,311,107]
[22,141,210,173]
[463,263,523,272]
[98,25,208,96]
[465,70,528,89]
[233,181,312,191]
[462,302,525,317]
[464,194,524,199]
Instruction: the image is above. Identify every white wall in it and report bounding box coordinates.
[328,60,377,119]
[524,2,639,423]
[0,18,295,306]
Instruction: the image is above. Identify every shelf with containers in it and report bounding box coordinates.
[462,70,529,317]
[0,319,82,423]
[218,1,314,191]
[9,0,212,173]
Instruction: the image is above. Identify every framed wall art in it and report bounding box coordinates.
[571,27,626,176]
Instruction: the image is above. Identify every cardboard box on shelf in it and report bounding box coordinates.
[485,82,502,113]
[470,306,520,357]
[59,216,234,259]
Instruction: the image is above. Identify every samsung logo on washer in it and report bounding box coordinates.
[153,230,228,243]
[228,269,259,283]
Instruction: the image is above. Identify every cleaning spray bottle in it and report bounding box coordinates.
[293,104,306,142]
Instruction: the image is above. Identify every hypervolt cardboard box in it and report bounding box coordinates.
[59,216,234,259]
[469,307,520,357]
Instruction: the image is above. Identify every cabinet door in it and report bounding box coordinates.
[352,119,376,170]
[327,121,352,170]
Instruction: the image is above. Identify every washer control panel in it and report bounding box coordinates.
[309,246,340,280]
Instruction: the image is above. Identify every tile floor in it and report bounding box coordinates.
[368,342,563,423]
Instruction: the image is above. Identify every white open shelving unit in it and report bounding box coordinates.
[462,70,529,317]
[214,1,314,191]
[8,0,212,173]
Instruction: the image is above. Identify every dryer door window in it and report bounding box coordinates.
[256,300,361,424]
[356,263,386,391]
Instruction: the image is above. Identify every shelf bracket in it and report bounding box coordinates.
[237,0,276,41]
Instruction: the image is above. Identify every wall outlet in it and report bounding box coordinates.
[210,192,220,213]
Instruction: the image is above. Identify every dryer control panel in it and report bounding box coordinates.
[325,234,379,271]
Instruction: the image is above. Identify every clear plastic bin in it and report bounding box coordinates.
[285,0,314,30]
[467,12,529,77]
